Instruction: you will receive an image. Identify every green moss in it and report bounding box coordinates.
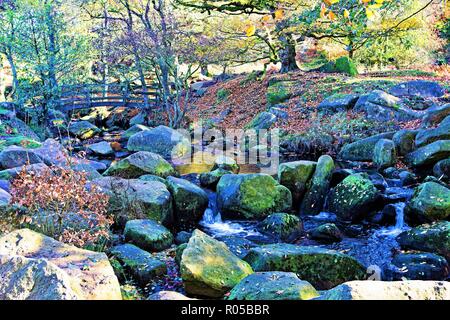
[267,82,291,106]
[335,57,358,77]
[216,88,230,103]
[0,136,41,152]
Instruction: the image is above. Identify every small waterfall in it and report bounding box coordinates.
[376,202,409,237]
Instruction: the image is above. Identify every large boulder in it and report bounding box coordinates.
[406,182,450,223]
[389,80,445,98]
[405,140,450,168]
[309,223,344,244]
[257,213,303,242]
[87,141,114,156]
[433,158,450,181]
[0,229,121,300]
[180,230,253,298]
[109,244,167,287]
[278,160,316,205]
[393,129,419,156]
[200,168,233,190]
[122,124,151,139]
[33,139,69,166]
[319,281,450,300]
[104,151,177,178]
[127,125,190,160]
[339,132,395,162]
[317,94,359,114]
[68,121,101,140]
[0,146,43,170]
[0,255,79,300]
[244,244,366,290]
[327,174,379,222]
[300,155,335,215]
[354,90,421,122]
[373,139,397,170]
[124,219,173,252]
[166,177,209,227]
[415,116,450,148]
[217,174,292,220]
[227,272,319,301]
[93,177,173,226]
[391,252,449,281]
[422,103,450,127]
[397,221,450,260]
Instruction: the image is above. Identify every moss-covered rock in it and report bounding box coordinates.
[124,219,173,252]
[87,141,114,156]
[200,168,233,190]
[180,230,253,298]
[319,280,450,300]
[320,57,358,76]
[392,129,419,156]
[109,244,167,287]
[397,221,450,260]
[246,112,277,130]
[104,151,177,178]
[278,161,316,205]
[309,223,343,244]
[327,173,379,222]
[0,135,41,152]
[373,139,397,170]
[339,132,395,162]
[211,155,240,173]
[406,182,450,223]
[267,81,291,106]
[227,272,319,300]
[405,140,450,168]
[257,213,303,242]
[139,174,168,186]
[244,244,366,290]
[93,177,173,226]
[166,177,209,227]
[415,117,450,148]
[433,158,450,182]
[122,124,151,139]
[68,121,101,140]
[217,174,293,220]
[300,155,335,215]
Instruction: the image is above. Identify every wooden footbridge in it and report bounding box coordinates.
[56,83,160,112]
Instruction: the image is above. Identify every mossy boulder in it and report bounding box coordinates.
[109,244,167,287]
[257,213,303,242]
[391,252,449,281]
[104,151,177,178]
[267,81,291,106]
[93,177,173,226]
[405,140,450,168]
[309,223,343,244]
[393,129,419,156]
[122,124,151,139]
[246,112,277,130]
[406,182,450,223]
[390,80,445,98]
[327,173,379,222]
[166,177,209,227]
[217,174,292,220]
[127,125,190,160]
[68,121,101,140]
[244,244,366,290]
[317,94,359,114]
[320,57,358,76]
[180,230,254,298]
[397,221,450,260]
[211,155,240,173]
[200,168,233,190]
[278,161,317,205]
[227,272,319,301]
[0,136,41,152]
[339,132,395,162]
[415,117,450,148]
[139,174,168,186]
[124,219,173,252]
[373,139,397,170]
[319,280,450,300]
[300,155,335,215]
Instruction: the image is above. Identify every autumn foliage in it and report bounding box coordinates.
[10,166,113,248]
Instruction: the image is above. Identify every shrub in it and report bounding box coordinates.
[10,166,112,249]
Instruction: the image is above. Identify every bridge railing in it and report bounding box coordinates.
[56,83,160,112]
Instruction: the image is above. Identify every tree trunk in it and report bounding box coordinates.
[279,33,299,74]
[5,48,19,102]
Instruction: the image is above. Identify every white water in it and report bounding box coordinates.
[376,202,410,237]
